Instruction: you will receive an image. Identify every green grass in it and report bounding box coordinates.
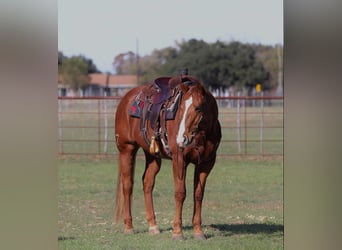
[58,158,283,249]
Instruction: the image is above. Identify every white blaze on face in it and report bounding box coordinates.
[176,96,193,145]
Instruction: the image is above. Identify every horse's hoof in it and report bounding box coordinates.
[124,228,134,234]
[194,233,207,240]
[172,233,185,241]
[148,226,160,235]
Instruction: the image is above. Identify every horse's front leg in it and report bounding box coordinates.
[192,158,215,240]
[142,151,161,234]
[172,156,188,240]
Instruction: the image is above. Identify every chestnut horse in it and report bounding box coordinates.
[114,74,221,240]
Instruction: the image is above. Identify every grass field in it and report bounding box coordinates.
[58,157,283,249]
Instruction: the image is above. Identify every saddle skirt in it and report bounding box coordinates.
[129,77,183,157]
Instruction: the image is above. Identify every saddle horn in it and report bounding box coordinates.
[180,68,188,76]
[179,68,196,88]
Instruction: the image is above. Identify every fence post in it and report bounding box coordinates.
[103,97,108,154]
[260,92,264,154]
[244,96,247,155]
[98,99,101,154]
[237,92,241,153]
[58,99,63,154]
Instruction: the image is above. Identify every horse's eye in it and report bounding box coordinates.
[195,106,201,112]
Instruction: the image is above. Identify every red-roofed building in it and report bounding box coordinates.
[58,73,138,97]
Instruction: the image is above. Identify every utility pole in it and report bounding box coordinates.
[136,38,140,84]
[276,44,283,96]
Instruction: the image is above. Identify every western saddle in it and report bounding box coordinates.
[129,75,189,157]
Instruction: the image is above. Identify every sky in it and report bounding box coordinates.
[58,0,283,73]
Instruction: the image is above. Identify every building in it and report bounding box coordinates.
[58,73,138,97]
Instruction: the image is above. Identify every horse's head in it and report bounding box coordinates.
[176,76,205,148]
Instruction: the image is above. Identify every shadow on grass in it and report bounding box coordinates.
[209,223,283,236]
[58,236,76,241]
[160,223,283,238]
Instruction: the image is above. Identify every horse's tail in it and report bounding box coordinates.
[113,168,123,224]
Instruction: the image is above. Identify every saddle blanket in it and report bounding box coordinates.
[129,91,181,121]
[129,99,144,118]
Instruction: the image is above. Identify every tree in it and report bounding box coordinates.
[112,51,136,74]
[158,40,269,94]
[252,44,283,91]
[158,39,211,78]
[60,56,89,91]
[224,42,269,93]
[58,51,67,74]
[137,47,179,84]
[58,51,66,66]
[58,52,101,93]
[81,55,101,74]
[110,40,272,94]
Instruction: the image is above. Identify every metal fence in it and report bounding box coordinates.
[58,96,283,158]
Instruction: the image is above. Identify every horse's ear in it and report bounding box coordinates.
[169,75,199,92]
[179,77,191,92]
[169,76,189,92]
[179,82,189,92]
[179,76,196,92]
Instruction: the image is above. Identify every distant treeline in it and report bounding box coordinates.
[59,39,283,94]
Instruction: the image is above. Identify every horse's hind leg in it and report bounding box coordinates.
[119,143,138,234]
[192,158,215,240]
[142,151,161,234]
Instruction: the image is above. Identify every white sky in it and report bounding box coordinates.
[58,0,283,73]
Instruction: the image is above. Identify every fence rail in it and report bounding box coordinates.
[58,96,283,158]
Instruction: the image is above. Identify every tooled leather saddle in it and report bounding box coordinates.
[129,76,183,157]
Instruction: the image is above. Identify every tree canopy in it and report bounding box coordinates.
[112,39,281,94]
[58,40,283,95]
[58,53,101,91]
